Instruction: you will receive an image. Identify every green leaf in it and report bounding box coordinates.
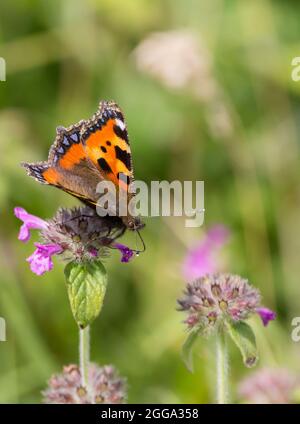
[182,327,201,372]
[64,261,107,328]
[225,321,258,368]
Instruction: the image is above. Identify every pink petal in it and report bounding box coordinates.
[14,207,48,242]
[256,307,276,327]
[113,243,135,263]
[26,243,62,276]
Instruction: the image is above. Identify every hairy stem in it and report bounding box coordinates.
[79,325,90,388]
[216,331,229,404]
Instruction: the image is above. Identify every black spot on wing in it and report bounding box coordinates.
[115,146,131,171]
[113,124,128,143]
[101,146,107,153]
[98,157,113,174]
[115,111,124,121]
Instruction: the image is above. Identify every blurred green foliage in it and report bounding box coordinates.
[0,0,300,403]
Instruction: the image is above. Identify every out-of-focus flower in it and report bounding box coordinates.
[42,364,127,404]
[256,307,276,327]
[133,30,234,139]
[15,206,135,275]
[238,368,300,404]
[178,273,275,335]
[133,30,215,98]
[182,225,230,281]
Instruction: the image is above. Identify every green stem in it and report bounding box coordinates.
[216,331,229,404]
[79,325,90,388]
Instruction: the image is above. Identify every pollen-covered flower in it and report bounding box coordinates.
[178,273,275,334]
[238,368,300,404]
[42,364,127,404]
[15,206,135,275]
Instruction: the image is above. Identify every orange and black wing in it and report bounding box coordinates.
[22,121,103,206]
[80,101,134,193]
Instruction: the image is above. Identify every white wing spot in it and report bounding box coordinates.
[115,118,126,131]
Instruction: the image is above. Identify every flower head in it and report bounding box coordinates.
[42,364,127,404]
[238,368,300,404]
[41,207,127,262]
[183,224,230,280]
[15,206,135,275]
[178,273,275,335]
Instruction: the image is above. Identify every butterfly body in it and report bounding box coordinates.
[22,101,144,232]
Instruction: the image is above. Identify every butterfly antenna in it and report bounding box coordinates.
[135,229,146,254]
[108,229,146,256]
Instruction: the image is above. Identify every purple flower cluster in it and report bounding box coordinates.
[42,364,127,404]
[178,273,275,334]
[15,206,135,276]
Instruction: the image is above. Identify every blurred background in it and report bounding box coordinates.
[1,0,300,403]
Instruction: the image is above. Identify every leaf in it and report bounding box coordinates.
[182,327,201,372]
[225,321,258,368]
[64,261,107,328]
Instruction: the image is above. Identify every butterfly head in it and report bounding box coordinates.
[124,216,146,254]
[126,216,145,231]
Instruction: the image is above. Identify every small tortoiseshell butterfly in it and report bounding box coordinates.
[22,101,145,240]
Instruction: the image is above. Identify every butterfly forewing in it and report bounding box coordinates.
[81,101,134,193]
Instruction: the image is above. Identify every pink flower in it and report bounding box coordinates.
[256,307,276,327]
[239,368,300,404]
[15,206,137,276]
[113,243,134,263]
[183,224,230,280]
[43,363,127,404]
[178,273,277,335]
[178,273,261,333]
[27,243,62,276]
[14,207,48,242]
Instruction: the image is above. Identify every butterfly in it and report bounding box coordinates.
[22,101,145,248]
